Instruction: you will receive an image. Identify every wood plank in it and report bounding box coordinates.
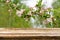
[0,28,60,37]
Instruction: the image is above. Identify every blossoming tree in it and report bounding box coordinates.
[0,0,60,28]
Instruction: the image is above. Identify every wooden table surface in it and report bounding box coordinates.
[0,28,60,38]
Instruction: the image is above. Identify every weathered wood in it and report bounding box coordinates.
[0,28,60,38]
[0,36,60,40]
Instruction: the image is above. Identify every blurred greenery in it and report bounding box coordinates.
[0,0,31,28]
[0,0,60,28]
[52,0,60,27]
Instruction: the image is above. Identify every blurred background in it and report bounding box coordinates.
[0,0,60,28]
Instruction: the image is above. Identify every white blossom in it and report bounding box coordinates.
[43,18,52,24]
[6,0,10,3]
[40,10,44,13]
[47,18,52,22]
[32,7,38,12]
[42,0,53,8]
[16,9,25,17]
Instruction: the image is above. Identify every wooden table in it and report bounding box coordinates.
[0,28,60,40]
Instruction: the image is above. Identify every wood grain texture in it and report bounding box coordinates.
[0,28,60,38]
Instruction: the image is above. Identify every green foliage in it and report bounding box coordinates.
[52,0,60,27]
[0,0,31,28]
[0,0,60,28]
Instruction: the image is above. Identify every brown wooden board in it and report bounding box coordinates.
[0,28,60,38]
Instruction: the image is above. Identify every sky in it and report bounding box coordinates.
[21,0,39,8]
[21,0,54,8]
